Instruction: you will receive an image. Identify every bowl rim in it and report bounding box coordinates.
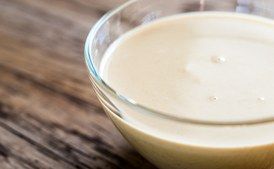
[84,0,274,126]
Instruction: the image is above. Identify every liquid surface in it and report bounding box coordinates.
[100,12,274,147]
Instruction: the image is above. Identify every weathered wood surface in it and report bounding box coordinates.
[0,0,156,168]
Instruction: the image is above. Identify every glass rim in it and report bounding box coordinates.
[84,0,274,126]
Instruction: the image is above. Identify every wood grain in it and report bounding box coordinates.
[0,0,156,168]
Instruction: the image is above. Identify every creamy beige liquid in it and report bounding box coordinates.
[99,12,274,169]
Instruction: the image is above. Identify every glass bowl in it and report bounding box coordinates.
[84,0,274,168]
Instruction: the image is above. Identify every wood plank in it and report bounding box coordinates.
[0,59,155,169]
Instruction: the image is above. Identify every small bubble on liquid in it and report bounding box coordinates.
[257,97,265,102]
[209,96,218,101]
[212,56,226,64]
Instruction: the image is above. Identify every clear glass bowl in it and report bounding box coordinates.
[84,0,274,169]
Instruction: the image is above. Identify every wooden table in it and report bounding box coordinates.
[0,0,156,168]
